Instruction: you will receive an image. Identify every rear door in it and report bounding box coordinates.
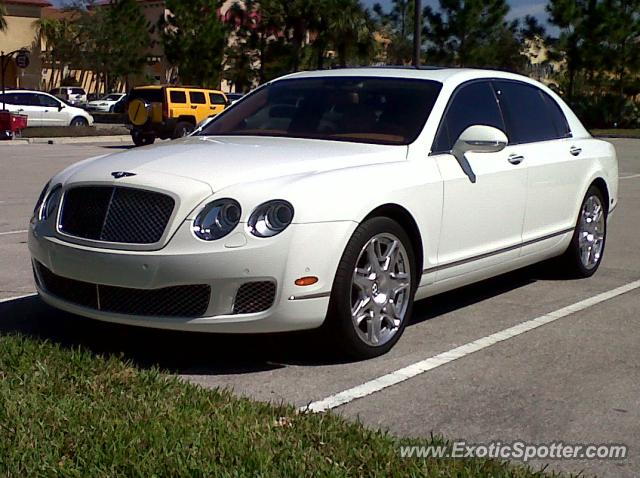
[208,92,227,117]
[188,90,209,123]
[9,93,43,126]
[493,80,584,251]
[432,80,527,281]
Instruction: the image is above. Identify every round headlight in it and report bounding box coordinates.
[192,198,241,241]
[33,181,51,219]
[248,200,294,237]
[40,184,62,221]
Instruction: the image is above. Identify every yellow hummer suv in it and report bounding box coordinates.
[126,85,229,146]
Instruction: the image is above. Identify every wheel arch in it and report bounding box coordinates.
[362,203,424,277]
[176,115,197,125]
[69,116,88,126]
[590,177,610,214]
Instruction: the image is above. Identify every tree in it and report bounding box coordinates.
[34,17,80,90]
[422,0,525,70]
[160,0,227,88]
[373,0,415,64]
[326,0,375,67]
[73,0,151,93]
[0,2,7,32]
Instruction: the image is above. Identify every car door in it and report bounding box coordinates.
[35,93,67,126]
[208,92,227,117]
[431,80,527,281]
[10,93,44,127]
[493,80,584,253]
[188,90,209,124]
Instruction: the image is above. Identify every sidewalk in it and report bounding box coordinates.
[0,135,132,145]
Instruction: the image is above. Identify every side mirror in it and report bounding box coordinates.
[451,125,508,183]
[58,103,65,111]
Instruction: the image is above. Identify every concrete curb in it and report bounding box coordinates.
[0,135,132,145]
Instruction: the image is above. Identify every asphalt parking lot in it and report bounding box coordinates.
[1,139,638,477]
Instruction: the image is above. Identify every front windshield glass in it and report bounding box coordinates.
[103,94,122,101]
[198,77,442,145]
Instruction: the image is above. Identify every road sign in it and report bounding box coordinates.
[15,52,30,69]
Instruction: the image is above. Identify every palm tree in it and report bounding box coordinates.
[327,0,374,67]
[33,17,76,90]
[1,2,8,32]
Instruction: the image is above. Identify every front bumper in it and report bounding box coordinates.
[29,220,356,333]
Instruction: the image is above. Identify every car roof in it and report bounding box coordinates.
[133,85,226,94]
[275,67,543,89]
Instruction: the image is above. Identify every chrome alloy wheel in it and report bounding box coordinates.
[350,233,411,347]
[578,194,606,269]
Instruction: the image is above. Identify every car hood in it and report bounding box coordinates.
[68,135,409,192]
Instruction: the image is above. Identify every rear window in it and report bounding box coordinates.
[71,88,85,95]
[209,93,226,105]
[129,88,164,104]
[170,90,187,103]
[199,77,442,145]
[189,91,207,104]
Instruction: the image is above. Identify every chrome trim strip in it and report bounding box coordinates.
[422,227,574,274]
[288,291,331,301]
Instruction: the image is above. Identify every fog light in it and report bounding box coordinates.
[295,276,318,286]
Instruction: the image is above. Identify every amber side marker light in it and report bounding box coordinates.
[295,276,318,286]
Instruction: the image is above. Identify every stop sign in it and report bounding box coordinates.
[15,52,30,69]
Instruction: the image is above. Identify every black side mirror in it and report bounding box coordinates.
[58,103,65,111]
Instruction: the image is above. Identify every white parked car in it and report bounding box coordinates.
[29,68,618,358]
[0,90,94,127]
[85,93,126,112]
[49,87,87,107]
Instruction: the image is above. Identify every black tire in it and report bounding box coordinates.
[70,117,88,127]
[560,185,607,278]
[324,217,417,359]
[173,121,195,139]
[131,130,155,147]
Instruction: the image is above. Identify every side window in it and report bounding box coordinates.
[13,93,38,106]
[494,81,559,144]
[209,93,226,105]
[37,94,60,108]
[189,91,206,104]
[170,90,187,103]
[432,81,505,153]
[542,93,571,138]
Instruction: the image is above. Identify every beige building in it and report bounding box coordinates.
[0,0,50,90]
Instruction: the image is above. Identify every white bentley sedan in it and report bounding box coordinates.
[29,68,618,358]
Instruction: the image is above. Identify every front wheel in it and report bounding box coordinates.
[325,217,416,359]
[131,130,155,147]
[561,185,607,277]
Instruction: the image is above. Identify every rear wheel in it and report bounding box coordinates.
[325,217,416,359]
[173,121,194,139]
[70,117,88,127]
[131,130,155,147]
[561,185,607,277]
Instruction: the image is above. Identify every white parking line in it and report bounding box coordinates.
[620,173,640,179]
[0,293,36,304]
[0,229,28,237]
[302,279,640,413]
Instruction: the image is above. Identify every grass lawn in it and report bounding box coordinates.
[20,126,129,138]
[0,333,566,477]
[591,128,640,138]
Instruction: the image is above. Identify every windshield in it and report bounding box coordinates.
[198,77,442,145]
[103,94,122,101]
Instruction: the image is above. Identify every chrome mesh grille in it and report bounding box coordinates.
[59,186,175,244]
[36,262,210,318]
[233,281,276,314]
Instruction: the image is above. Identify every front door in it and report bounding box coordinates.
[431,80,527,281]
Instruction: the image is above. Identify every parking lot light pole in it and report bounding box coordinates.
[1,49,29,111]
[413,0,422,68]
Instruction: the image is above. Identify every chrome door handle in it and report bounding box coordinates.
[508,154,524,165]
[570,146,582,156]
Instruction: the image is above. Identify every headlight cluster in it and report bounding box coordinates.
[192,199,294,241]
[33,182,62,222]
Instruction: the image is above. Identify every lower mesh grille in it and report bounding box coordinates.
[233,281,276,314]
[36,262,210,318]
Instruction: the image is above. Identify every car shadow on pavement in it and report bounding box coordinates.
[0,265,547,374]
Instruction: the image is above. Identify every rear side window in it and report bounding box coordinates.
[432,81,505,153]
[189,91,206,104]
[129,88,164,103]
[494,81,559,144]
[71,88,85,95]
[543,93,571,138]
[11,93,38,106]
[169,90,187,103]
[209,93,226,105]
